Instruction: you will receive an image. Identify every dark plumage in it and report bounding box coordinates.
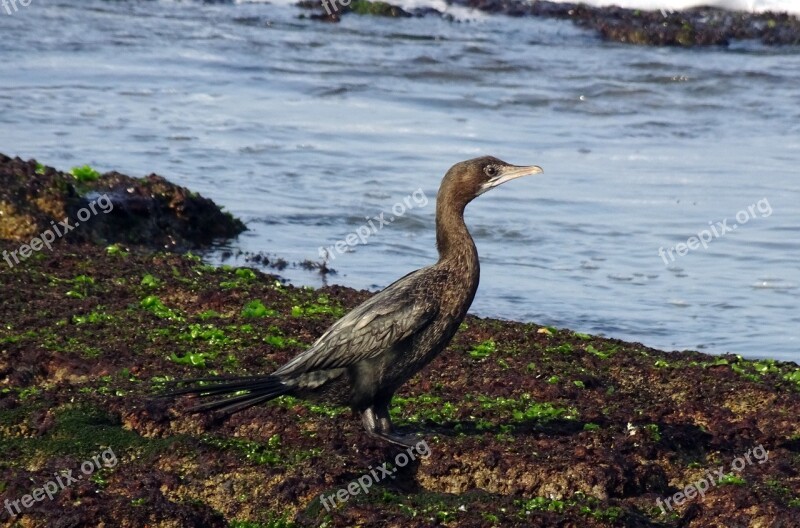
[166,156,543,446]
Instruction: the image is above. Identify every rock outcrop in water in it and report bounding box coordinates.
[0,157,798,527]
[299,0,800,46]
[0,154,246,251]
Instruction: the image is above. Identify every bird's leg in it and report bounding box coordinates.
[374,400,398,435]
[360,406,419,448]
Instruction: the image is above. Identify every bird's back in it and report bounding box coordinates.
[274,260,477,403]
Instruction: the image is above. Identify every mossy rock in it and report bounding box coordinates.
[349,0,411,17]
[0,153,246,251]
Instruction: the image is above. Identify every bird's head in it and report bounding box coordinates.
[441,156,544,207]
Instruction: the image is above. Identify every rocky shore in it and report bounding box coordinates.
[1,156,798,527]
[0,154,245,253]
[299,0,800,47]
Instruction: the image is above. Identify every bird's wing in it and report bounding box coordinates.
[273,268,439,376]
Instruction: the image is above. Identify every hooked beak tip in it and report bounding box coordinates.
[478,164,544,195]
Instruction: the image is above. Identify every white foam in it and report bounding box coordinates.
[393,0,490,18]
[552,0,800,16]
[236,0,799,15]
[236,0,487,18]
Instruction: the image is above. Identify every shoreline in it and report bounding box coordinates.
[299,0,800,46]
[1,156,798,526]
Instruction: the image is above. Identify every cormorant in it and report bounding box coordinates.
[167,156,543,446]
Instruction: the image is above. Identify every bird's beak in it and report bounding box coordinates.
[479,164,544,195]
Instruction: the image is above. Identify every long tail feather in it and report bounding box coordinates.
[163,375,290,417]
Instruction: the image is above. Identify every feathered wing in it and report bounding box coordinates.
[165,267,440,414]
[274,267,439,377]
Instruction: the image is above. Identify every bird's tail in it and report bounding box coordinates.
[163,375,291,416]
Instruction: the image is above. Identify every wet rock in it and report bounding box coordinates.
[0,153,246,251]
[1,240,798,526]
[298,0,800,47]
[299,0,423,20]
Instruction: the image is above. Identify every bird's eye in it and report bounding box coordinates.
[484,166,497,177]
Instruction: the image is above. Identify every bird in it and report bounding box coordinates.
[166,156,543,446]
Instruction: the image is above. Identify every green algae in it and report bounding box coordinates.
[644,423,661,441]
[718,474,746,486]
[72,306,114,325]
[140,295,184,321]
[219,267,259,289]
[202,434,284,465]
[468,339,496,359]
[68,164,101,182]
[105,243,128,256]
[474,394,577,423]
[242,299,277,318]
[546,343,573,354]
[517,496,566,513]
[389,392,576,428]
[0,404,171,463]
[349,0,407,16]
[64,274,95,299]
[140,274,161,288]
[516,493,624,522]
[198,309,221,320]
[170,351,213,368]
[230,517,295,528]
[391,394,458,424]
[586,344,617,360]
[40,329,104,358]
[179,323,229,346]
[290,294,344,319]
[202,434,322,468]
[272,395,347,419]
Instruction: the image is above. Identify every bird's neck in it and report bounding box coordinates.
[435,197,478,268]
